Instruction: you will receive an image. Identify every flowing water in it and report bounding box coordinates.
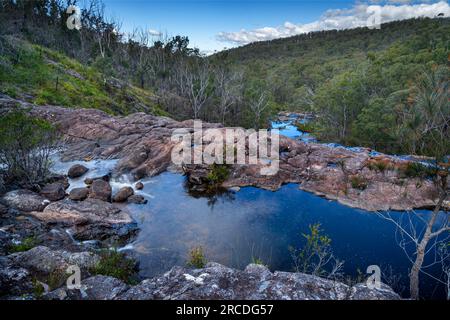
[50,117,448,299]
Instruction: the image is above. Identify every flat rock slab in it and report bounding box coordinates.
[29,198,133,226]
[8,246,100,276]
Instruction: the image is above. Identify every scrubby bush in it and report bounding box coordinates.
[289,223,344,279]
[90,249,138,284]
[350,175,368,190]
[8,236,38,253]
[400,162,436,179]
[0,110,60,188]
[206,164,230,185]
[187,246,207,269]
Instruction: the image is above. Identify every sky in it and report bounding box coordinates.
[100,0,450,54]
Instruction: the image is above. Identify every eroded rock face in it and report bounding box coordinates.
[68,164,89,178]
[40,183,66,201]
[117,263,400,300]
[2,190,50,212]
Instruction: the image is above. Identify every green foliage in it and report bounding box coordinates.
[350,175,369,190]
[32,279,45,299]
[0,110,59,187]
[206,164,230,185]
[400,162,436,179]
[251,257,267,267]
[290,223,342,277]
[187,246,207,268]
[366,160,392,173]
[0,36,165,116]
[216,18,449,156]
[90,249,138,284]
[295,121,316,134]
[8,236,38,253]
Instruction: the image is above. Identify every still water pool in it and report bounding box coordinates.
[127,171,446,299]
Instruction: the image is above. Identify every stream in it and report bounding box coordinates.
[50,115,448,299]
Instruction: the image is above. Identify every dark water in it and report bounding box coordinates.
[127,172,447,299]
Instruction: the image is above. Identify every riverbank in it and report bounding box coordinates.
[3,95,445,212]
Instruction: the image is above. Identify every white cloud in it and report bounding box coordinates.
[148,29,162,36]
[216,1,450,45]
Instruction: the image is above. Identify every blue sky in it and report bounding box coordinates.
[100,0,449,53]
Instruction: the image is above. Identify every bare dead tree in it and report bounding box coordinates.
[214,68,243,124]
[178,59,211,119]
[249,90,268,130]
[376,178,449,299]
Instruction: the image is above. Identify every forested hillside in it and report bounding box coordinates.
[0,0,448,158]
[214,17,449,157]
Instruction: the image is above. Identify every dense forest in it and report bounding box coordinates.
[0,0,449,159]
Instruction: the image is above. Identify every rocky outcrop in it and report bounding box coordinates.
[117,263,400,300]
[43,262,399,300]
[2,190,50,212]
[13,101,442,211]
[1,97,445,204]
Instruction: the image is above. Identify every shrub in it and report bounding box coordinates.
[251,257,267,267]
[350,175,368,190]
[90,249,138,284]
[187,246,207,268]
[366,159,393,172]
[289,223,343,278]
[295,121,315,133]
[206,164,230,185]
[400,162,436,179]
[8,236,38,253]
[0,110,59,188]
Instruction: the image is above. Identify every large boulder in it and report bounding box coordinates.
[40,183,66,201]
[2,190,49,212]
[89,180,112,202]
[112,187,134,203]
[118,263,401,300]
[27,198,135,241]
[29,198,132,226]
[8,246,100,276]
[68,164,89,178]
[69,187,89,201]
[0,257,33,297]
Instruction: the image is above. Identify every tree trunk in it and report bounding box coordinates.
[410,244,425,300]
[409,193,445,299]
